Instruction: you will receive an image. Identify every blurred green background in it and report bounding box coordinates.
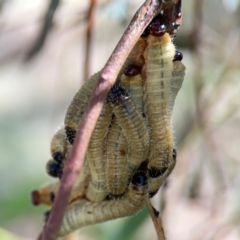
[1,0,240,239]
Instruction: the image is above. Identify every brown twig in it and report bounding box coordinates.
[84,0,97,80]
[26,0,60,60]
[146,198,165,240]
[41,1,168,239]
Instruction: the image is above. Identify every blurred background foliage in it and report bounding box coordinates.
[1,0,240,239]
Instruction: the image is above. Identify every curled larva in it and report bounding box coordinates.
[105,117,128,196]
[107,84,149,176]
[46,127,71,178]
[86,102,113,202]
[143,33,175,196]
[64,72,100,145]
[50,127,69,163]
[58,171,148,237]
[32,160,91,206]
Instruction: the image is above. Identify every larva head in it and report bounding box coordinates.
[149,14,167,37]
[124,65,142,77]
[107,84,129,104]
[132,172,147,186]
[173,50,183,61]
[46,159,63,178]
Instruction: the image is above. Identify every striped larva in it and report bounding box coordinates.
[86,102,112,202]
[170,54,185,112]
[143,32,175,197]
[46,127,71,178]
[58,171,148,237]
[107,84,149,177]
[32,160,91,206]
[105,117,128,196]
[64,72,100,145]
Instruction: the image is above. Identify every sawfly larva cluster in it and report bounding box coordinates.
[32,4,186,237]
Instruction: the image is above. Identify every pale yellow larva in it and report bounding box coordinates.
[64,72,100,145]
[169,60,186,113]
[108,84,149,177]
[105,117,128,196]
[143,33,175,197]
[32,160,91,206]
[58,172,148,237]
[86,102,113,202]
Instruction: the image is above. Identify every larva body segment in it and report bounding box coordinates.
[143,33,175,195]
[169,60,186,112]
[105,118,128,196]
[86,102,113,202]
[121,74,144,112]
[69,159,91,203]
[58,172,148,237]
[109,86,149,176]
[64,73,100,145]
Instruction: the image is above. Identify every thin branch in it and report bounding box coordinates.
[84,0,97,80]
[26,0,60,60]
[41,1,166,239]
[146,198,165,240]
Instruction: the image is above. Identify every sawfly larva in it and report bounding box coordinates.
[107,84,149,176]
[105,117,128,196]
[33,161,91,207]
[64,72,100,145]
[46,127,71,178]
[170,55,185,112]
[58,171,148,237]
[86,102,112,202]
[143,32,175,197]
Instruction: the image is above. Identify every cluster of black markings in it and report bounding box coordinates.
[46,151,65,178]
[148,148,177,198]
[141,0,182,38]
[107,83,129,104]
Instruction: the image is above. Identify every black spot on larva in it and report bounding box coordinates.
[173,50,183,61]
[107,84,128,104]
[52,151,63,163]
[148,190,158,198]
[65,126,76,145]
[50,191,55,202]
[46,159,62,178]
[124,65,142,77]
[132,172,147,186]
[148,167,168,178]
[173,148,177,161]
